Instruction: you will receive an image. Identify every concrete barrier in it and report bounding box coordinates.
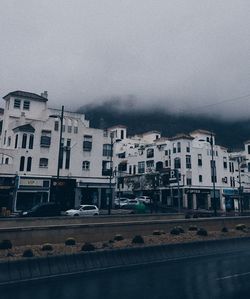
[1,216,250,246]
[1,237,250,285]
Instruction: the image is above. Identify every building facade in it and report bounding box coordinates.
[0,91,114,212]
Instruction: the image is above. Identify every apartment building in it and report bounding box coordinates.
[0,91,114,212]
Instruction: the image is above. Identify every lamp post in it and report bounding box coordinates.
[49,105,64,203]
[236,157,248,215]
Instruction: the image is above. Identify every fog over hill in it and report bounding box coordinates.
[78,98,250,151]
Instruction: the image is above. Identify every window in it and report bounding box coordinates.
[39,158,48,168]
[177,142,181,153]
[229,162,234,172]
[174,157,181,169]
[129,165,132,174]
[103,144,112,157]
[118,152,125,158]
[3,130,6,145]
[23,100,30,110]
[7,137,11,147]
[40,131,51,147]
[248,145,250,155]
[186,155,191,169]
[83,135,92,151]
[223,157,227,169]
[198,154,202,166]
[102,161,111,176]
[68,126,72,133]
[121,130,124,139]
[29,134,34,149]
[199,175,203,183]
[15,135,18,148]
[187,178,192,185]
[19,156,25,171]
[173,143,176,154]
[14,99,21,108]
[138,161,145,174]
[54,121,59,131]
[165,160,169,167]
[22,134,27,149]
[27,157,32,171]
[82,161,90,171]
[118,162,127,172]
[133,165,136,174]
[248,163,250,172]
[146,160,154,168]
[146,148,154,158]
[74,126,78,134]
[186,142,190,153]
[65,139,71,169]
[5,158,9,165]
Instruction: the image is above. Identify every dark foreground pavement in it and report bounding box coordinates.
[1,247,250,299]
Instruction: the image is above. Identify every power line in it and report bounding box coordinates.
[181,93,250,113]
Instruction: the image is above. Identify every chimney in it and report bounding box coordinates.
[41,91,48,99]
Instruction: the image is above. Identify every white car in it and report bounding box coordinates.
[136,196,151,204]
[114,197,129,208]
[65,205,99,216]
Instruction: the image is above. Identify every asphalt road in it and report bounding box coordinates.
[2,248,250,299]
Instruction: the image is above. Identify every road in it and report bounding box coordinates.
[1,247,250,299]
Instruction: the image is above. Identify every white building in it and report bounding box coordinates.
[110,126,242,212]
[0,91,114,212]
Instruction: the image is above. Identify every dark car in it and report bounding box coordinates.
[20,202,61,217]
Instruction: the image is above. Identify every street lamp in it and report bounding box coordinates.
[49,105,64,203]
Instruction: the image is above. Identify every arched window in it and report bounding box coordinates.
[27,157,32,172]
[19,156,25,171]
[29,134,34,149]
[22,134,27,149]
[82,161,90,171]
[15,134,18,148]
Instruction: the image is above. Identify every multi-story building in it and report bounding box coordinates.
[110,126,244,212]
[0,91,114,212]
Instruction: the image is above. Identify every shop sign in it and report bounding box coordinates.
[223,189,239,196]
[19,178,50,188]
[185,189,210,194]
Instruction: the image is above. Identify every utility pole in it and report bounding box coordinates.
[108,133,114,215]
[177,169,181,213]
[210,133,217,216]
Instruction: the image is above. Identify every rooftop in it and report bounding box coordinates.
[3,91,48,102]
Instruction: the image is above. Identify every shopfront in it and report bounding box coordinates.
[0,176,16,211]
[14,177,51,212]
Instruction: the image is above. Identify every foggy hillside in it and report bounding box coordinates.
[78,99,250,151]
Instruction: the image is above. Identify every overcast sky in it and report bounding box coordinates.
[0,0,250,117]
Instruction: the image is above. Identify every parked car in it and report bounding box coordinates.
[65,205,99,216]
[20,202,61,217]
[114,197,129,208]
[121,199,140,210]
[136,196,151,204]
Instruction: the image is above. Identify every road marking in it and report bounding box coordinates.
[217,271,250,280]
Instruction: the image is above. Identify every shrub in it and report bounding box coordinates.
[114,234,124,241]
[189,225,198,231]
[81,242,95,251]
[132,235,144,244]
[153,230,162,236]
[185,214,191,219]
[0,240,12,250]
[176,226,185,233]
[41,243,53,251]
[197,228,208,236]
[221,227,228,233]
[22,249,34,258]
[170,227,180,235]
[236,224,246,231]
[65,238,76,246]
